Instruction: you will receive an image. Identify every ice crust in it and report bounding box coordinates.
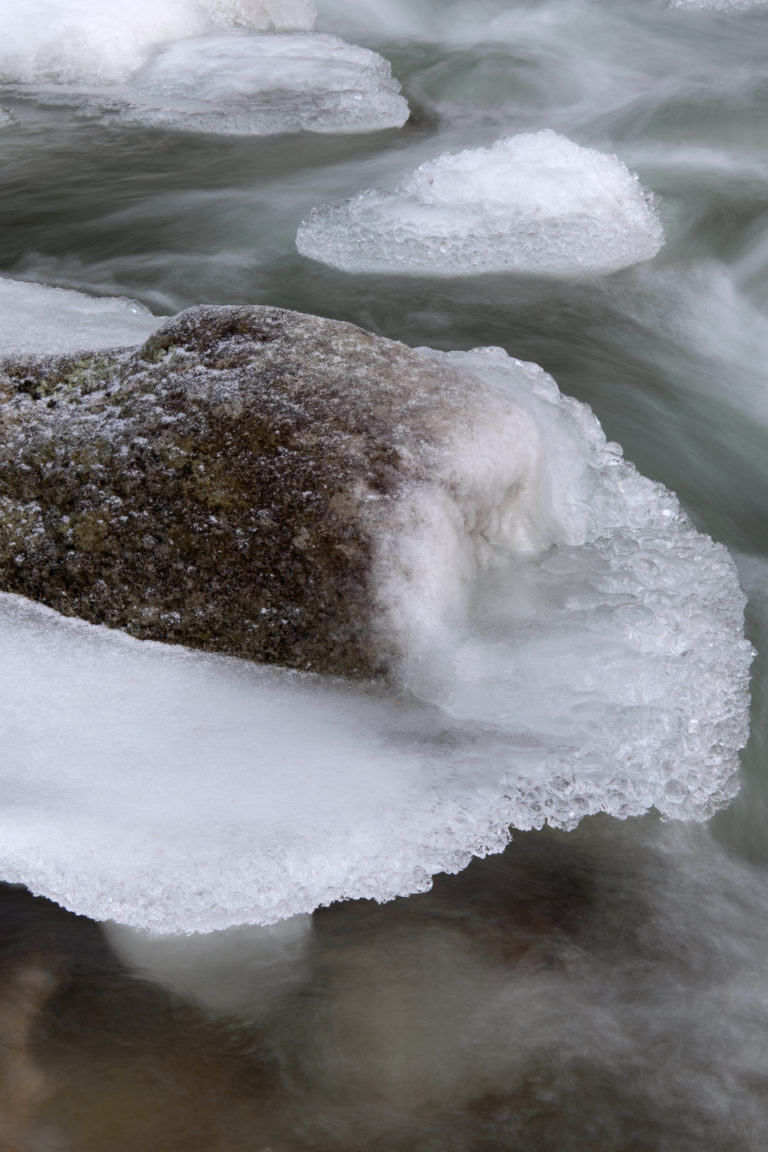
[0,345,751,934]
[296,131,664,277]
[0,278,163,357]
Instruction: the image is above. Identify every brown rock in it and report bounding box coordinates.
[0,305,514,678]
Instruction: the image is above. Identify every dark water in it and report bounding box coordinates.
[2,0,768,1146]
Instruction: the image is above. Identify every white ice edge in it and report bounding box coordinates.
[0,278,164,357]
[0,344,752,934]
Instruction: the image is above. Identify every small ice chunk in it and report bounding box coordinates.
[0,278,163,357]
[115,33,409,135]
[297,131,664,276]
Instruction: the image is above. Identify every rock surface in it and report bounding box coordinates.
[0,305,516,678]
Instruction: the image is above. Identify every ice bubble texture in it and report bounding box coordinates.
[297,131,664,276]
[0,345,750,934]
[0,278,163,357]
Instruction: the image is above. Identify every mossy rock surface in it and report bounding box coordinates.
[0,305,491,677]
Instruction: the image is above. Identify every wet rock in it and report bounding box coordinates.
[0,305,507,678]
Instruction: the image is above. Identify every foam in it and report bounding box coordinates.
[116,34,409,135]
[0,0,315,86]
[296,131,664,277]
[0,345,750,934]
[0,278,163,357]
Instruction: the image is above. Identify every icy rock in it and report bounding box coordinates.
[0,327,753,933]
[0,278,163,357]
[297,131,664,276]
[0,312,753,932]
[0,305,550,678]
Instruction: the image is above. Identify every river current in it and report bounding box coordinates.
[1,0,768,1148]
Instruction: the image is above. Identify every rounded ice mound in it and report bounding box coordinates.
[120,33,409,135]
[0,0,315,86]
[0,278,163,357]
[297,131,664,276]
[0,339,751,934]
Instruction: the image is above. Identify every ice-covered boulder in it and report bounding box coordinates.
[0,305,551,677]
[0,308,752,933]
[297,131,664,276]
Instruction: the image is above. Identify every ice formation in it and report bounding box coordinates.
[0,0,315,86]
[0,345,751,934]
[0,0,407,136]
[118,34,409,135]
[0,278,163,357]
[296,131,664,276]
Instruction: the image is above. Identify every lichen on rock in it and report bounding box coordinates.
[0,305,522,678]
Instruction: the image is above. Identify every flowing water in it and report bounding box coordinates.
[2,0,768,1147]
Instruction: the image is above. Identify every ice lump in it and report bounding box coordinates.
[120,34,409,135]
[297,131,664,276]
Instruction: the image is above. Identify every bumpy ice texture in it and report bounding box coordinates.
[297,131,664,276]
[0,0,315,85]
[0,278,163,356]
[0,339,751,933]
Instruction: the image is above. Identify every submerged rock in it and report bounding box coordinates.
[0,305,527,678]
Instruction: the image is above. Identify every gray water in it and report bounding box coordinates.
[2,0,768,1147]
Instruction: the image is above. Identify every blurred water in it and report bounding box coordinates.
[2,0,768,1146]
